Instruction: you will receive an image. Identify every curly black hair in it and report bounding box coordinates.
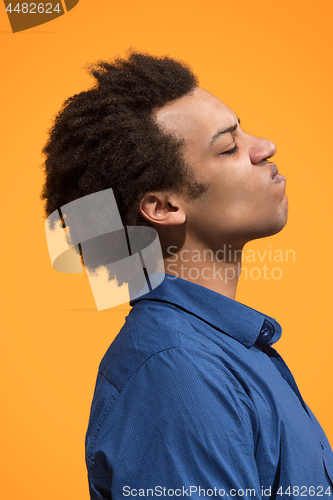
[41,48,208,283]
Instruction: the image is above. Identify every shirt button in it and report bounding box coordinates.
[320,442,325,450]
[259,327,273,343]
[255,320,275,349]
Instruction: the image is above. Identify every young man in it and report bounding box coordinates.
[41,50,333,499]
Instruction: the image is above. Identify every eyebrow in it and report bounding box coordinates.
[208,117,241,148]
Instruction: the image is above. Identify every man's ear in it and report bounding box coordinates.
[139,193,186,226]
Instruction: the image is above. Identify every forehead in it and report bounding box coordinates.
[153,87,238,149]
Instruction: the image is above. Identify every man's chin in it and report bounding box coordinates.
[260,218,288,240]
[257,199,289,240]
[244,214,288,244]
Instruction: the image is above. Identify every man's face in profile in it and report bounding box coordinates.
[153,87,288,248]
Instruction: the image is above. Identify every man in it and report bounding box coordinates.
[41,49,333,499]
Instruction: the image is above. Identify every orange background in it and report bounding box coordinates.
[1,1,332,498]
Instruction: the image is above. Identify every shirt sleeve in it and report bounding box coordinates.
[88,346,263,500]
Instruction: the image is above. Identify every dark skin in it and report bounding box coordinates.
[139,87,288,300]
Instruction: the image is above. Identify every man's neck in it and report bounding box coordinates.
[163,243,243,300]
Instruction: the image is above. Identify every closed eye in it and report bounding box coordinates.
[220,144,238,156]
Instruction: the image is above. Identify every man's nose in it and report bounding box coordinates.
[249,138,277,165]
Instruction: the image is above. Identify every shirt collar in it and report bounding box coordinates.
[130,273,282,349]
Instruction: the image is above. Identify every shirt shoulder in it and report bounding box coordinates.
[99,300,185,391]
[99,298,255,394]
[96,299,258,431]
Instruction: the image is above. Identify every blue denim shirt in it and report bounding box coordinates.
[85,274,333,499]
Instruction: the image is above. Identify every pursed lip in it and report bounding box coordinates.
[270,164,278,179]
[258,160,285,182]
